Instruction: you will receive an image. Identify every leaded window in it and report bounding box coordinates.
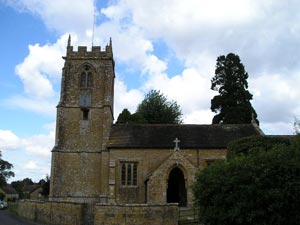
[121,162,138,186]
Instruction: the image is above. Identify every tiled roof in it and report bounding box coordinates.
[22,184,41,193]
[107,124,263,149]
[2,184,18,195]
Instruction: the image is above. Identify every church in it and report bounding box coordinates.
[48,36,263,210]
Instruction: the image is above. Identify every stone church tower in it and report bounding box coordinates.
[50,36,114,202]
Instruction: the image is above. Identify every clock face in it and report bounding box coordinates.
[80,93,91,107]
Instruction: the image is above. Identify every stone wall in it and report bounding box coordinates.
[17,201,178,225]
[17,200,84,225]
[94,203,178,225]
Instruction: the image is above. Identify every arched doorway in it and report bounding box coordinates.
[167,167,187,207]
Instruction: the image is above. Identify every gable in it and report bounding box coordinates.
[107,124,263,149]
[1,185,18,195]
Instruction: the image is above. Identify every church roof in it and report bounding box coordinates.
[107,124,263,149]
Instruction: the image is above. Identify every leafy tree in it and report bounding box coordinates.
[211,53,259,124]
[227,135,291,159]
[0,192,4,200]
[0,151,14,188]
[136,90,182,124]
[117,90,183,124]
[39,175,50,197]
[116,109,148,124]
[193,137,300,225]
[11,178,33,199]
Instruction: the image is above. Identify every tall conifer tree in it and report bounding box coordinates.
[211,53,259,124]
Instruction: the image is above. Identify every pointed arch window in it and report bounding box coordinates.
[80,65,93,88]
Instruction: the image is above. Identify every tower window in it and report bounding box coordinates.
[82,108,89,120]
[80,65,93,88]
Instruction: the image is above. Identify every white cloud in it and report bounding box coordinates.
[261,121,295,135]
[15,34,67,99]
[103,0,259,34]
[250,73,300,123]
[0,130,21,151]
[22,131,54,158]
[24,161,38,169]
[0,126,54,158]
[114,78,144,118]
[184,110,215,124]
[4,34,71,116]
[144,68,214,121]
[5,0,95,34]
[0,125,53,181]
[18,160,51,182]
[93,22,156,70]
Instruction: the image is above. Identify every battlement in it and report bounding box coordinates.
[64,35,113,59]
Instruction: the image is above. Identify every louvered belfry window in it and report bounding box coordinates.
[80,65,93,88]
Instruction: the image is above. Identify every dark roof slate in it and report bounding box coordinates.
[2,184,18,195]
[107,124,263,149]
[22,184,41,193]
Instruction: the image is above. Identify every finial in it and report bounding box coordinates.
[109,37,112,46]
[68,34,71,47]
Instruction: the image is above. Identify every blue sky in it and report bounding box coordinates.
[1,0,300,182]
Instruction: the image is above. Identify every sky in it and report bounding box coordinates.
[1,0,300,182]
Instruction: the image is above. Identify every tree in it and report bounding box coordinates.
[227,135,291,159]
[116,90,183,124]
[116,109,132,124]
[0,151,14,188]
[193,136,300,225]
[39,175,50,197]
[211,53,259,124]
[11,178,33,199]
[294,116,300,135]
[136,90,183,124]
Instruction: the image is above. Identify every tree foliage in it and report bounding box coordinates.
[11,178,33,199]
[0,151,14,188]
[116,108,147,124]
[116,90,182,124]
[116,109,132,124]
[193,137,300,225]
[227,135,291,159]
[211,53,259,124]
[294,116,300,135]
[39,175,50,197]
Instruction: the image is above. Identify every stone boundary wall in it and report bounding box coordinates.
[17,200,84,225]
[94,203,179,225]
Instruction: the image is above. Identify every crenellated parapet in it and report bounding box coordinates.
[64,35,113,60]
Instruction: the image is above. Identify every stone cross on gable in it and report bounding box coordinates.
[173,138,181,151]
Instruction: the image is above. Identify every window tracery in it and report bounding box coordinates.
[80,65,93,88]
